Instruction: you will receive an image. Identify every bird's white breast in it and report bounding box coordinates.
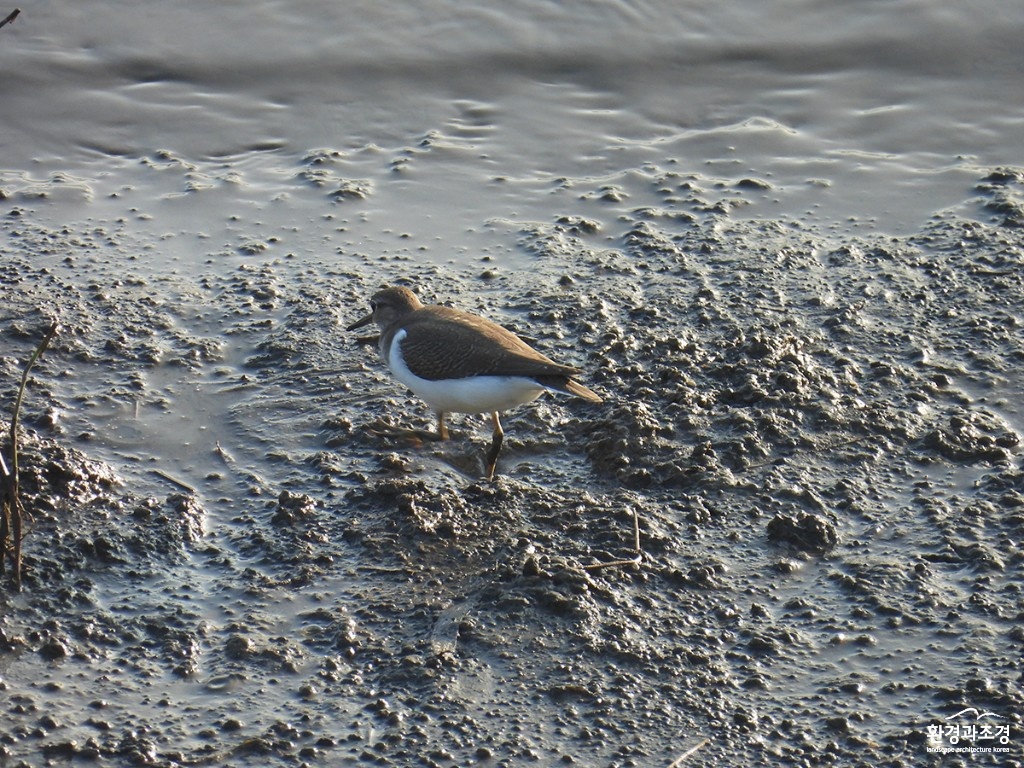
[386,329,545,414]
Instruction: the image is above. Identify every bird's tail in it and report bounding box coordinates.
[535,374,603,403]
[563,378,603,403]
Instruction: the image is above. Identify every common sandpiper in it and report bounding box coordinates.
[348,285,602,479]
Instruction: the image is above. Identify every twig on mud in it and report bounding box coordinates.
[0,452,9,559]
[582,507,642,571]
[150,468,197,495]
[214,440,233,464]
[2,319,59,591]
[211,440,274,497]
[666,738,709,767]
[0,9,20,31]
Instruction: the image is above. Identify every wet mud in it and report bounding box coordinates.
[2,167,1023,766]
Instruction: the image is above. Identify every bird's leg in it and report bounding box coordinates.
[484,412,504,480]
[437,412,449,441]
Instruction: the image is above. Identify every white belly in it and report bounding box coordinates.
[386,330,545,414]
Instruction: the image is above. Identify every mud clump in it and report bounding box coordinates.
[767,510,839,554]
[921,410,1020,463]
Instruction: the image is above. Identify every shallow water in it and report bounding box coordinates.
[6,1,1024,243]
[2,1,1023,766]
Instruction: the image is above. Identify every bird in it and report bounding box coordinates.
[347,285,602,479]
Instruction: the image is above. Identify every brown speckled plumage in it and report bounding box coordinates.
[350,286,601,399]
[347,285,601,479]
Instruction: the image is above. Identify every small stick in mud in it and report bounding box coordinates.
[0,9,20,31]
[149,468,197,495]
[582,506,642,571]
[666,738,709,767]
[1,319,59,591]
[214,440,232,463]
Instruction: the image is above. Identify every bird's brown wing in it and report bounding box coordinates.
[398,308,581,381]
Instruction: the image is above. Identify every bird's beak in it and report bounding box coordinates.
[347,312,374,331]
